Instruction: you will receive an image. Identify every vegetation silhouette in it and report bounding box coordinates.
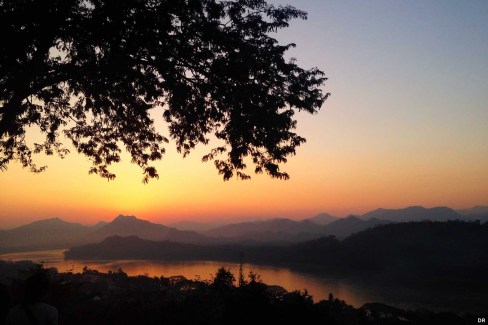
[0,283,10,325]
[0,261,480,325]
[0,0,328,182]
[6,269,58,325]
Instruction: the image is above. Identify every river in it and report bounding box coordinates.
[0,249,485,313]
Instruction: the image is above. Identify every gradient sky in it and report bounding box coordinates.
[1,0,487,229]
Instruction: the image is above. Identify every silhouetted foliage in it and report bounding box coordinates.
[212,267,235,289]
[0,282,11,325]
[23,269,51,304]
[0,0,328,182]
[0,262,480,325]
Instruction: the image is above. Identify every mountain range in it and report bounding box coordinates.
[87,215,208,244]
[198,205,487,241]
[65,220,488,287]
[0,218,91,251]
[0,215,211,253]
[360,206,460,222]
[1,205,487,253]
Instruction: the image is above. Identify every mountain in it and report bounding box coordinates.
[204,215,392,242]
[65,235,240,261]
[0,215,218,253]
[90,221,108,230]
[457,205,488,215]
[88,215,212,244]
[339,220,488,279]
[456,206,488,223]
[4,206,486,253]
[306,213,339,225]
[360,206,461,222]
[322,216,392,239]
[204,218,325,242]
[202,206,467,242]
[0,218,90,252]
[168,221,223,232]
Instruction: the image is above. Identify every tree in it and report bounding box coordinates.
[212,267,235,289]
[0,0,329,182]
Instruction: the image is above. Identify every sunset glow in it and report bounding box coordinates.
[1,0,487,229]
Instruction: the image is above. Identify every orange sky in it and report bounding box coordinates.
[1,106,486,229]
[1,0,487,229]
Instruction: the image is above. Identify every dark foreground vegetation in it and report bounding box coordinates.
[0,261,484,325]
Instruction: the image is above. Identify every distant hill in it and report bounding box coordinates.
[90,221,108,230]
[360,206,461,222]
[465,214,488,223]
[65,235,240,261]
[168,221,223,232]
[89,215,210,244]
[322,216,392,239]
[305,213,339,225]
[4,205,488,253]
[0,215,216,253]
[0,218,90,252]
[457,205,488,215]
[203,207,472,242]
[338,220,488,279]
[456,206,488,223]
[204,215,390,242]
[204,218,326,243]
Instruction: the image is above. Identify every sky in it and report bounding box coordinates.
[1,0,487,229]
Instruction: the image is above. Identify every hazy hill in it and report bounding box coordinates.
[456,206,488,223]
[197,207,485,240]
[204,218,325,242]
[65,235,242,261]
[66,236,199,260]
[204,215,390,242]
[88,215,213,244]
[0,215,216,253]
[322,216,392,239]
[4,206,487,253]
[202,208,444,242]
[360,206,461,222]
[305,213,339,225]
[465,213,488,223]
[218,230,328,244]
[0,218,90,252]
[90,221,108,230]
[457,205,488,215]
[168,220,223,232]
